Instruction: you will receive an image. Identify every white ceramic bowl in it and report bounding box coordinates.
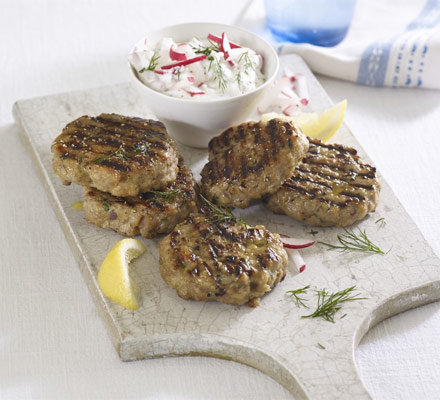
[129,22,279,148]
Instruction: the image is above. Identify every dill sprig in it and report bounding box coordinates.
[238,51,255,74]
[286,285,310,308]
[236,72,242,89]
[94,146,131,165]
[318,228,386,255]
[146,188,183,201]
[375,217,386,228]
[208,55,226,92]
[302,286,366,323]
[191,39,221,56]
[308,229,318,237]
[139,52,160,73]
[200,194,246,225]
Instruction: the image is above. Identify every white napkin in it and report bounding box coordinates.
[238,0,440,89]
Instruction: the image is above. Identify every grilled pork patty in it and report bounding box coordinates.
[264,138,380,227]
[159,211,288,307]
[200,119,309,209]
[52,113,179,197]
[83,158,197,238]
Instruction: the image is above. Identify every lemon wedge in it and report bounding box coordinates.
[97,238,146,310]
[262,99,347,142]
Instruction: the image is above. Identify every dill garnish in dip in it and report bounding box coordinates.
[129,33,265,99]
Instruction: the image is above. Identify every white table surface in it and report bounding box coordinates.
[1,1,440,399]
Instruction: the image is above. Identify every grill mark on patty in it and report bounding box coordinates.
[79,117,166,141]
[225,255,237,264]
[206,159,218,183]
[90,136,124,147]
[278,184,358,208]
[357,170,377,179]
[208,241,221,259]
[216,224,242,243]
[284,178,367,203]
[131,116,166,129]
[238,125,245,139]
[65,140,90,150]
[340,191,365,201]
[254,130,261,145]
[64,117,168,150]
[223,151,231,179]
[223,263,235,275]
[283,121,293,136]
[292,170,376,194]
[95,115,167,135]
[221,128,231,148]
[93,127,169,151]
[296,167,356,182]
[241,154,249,179]
[262,146,270,169]
[289,175,333,190]
[203,262,213,277]
[267,119,278,156]
[221,255,250,277]
[267,247,280,262]
[302,156,366,175]
[169,230,180,250]
[282,181,321,198]
[296,166,376,189]
[95,159,131,171]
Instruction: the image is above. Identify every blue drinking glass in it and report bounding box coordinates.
[265,0,357,47]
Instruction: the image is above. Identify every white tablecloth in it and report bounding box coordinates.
[1,1,439,399]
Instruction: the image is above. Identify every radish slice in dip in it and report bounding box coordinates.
[129,33,265,100]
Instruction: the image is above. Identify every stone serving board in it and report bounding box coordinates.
[13,54,440,399]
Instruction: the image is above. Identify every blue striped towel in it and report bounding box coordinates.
[238,0,440,88]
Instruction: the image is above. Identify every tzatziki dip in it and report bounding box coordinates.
[129,33,265,100]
